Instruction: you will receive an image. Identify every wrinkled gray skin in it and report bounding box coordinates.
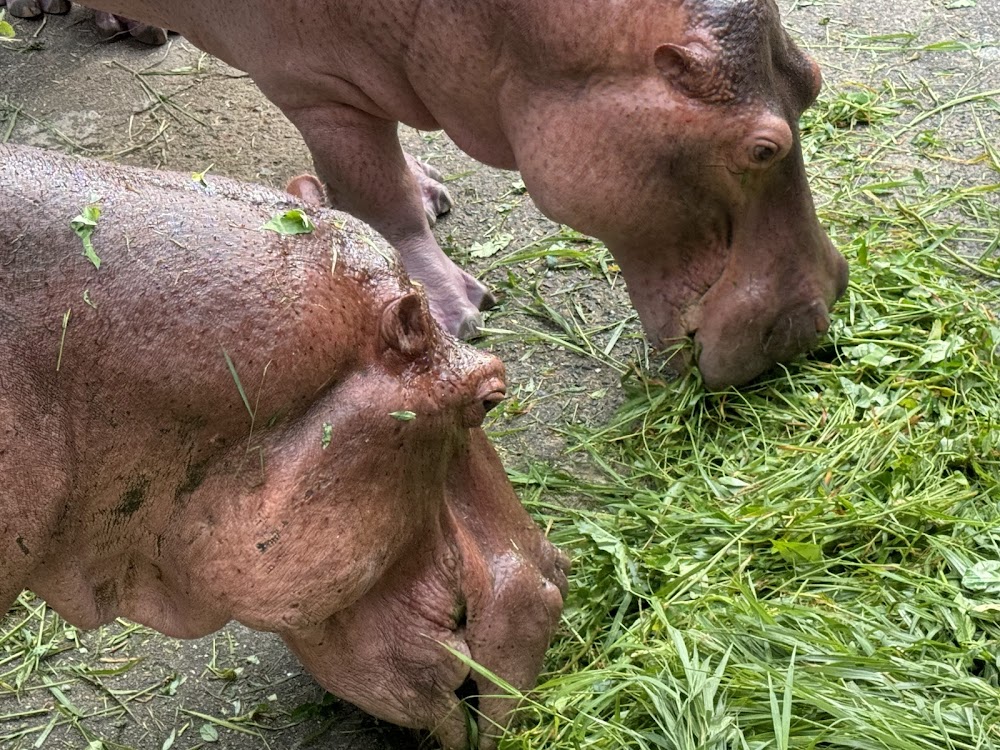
[0,144,568,750]
[4,0,848,388]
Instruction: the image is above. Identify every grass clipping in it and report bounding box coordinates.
[504,86,1000,746]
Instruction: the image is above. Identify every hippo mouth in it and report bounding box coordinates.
[674,243,848,390]
[640,222,848,390]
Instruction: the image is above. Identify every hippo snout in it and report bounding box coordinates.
[833,248,850,300]
[696,281,843,390]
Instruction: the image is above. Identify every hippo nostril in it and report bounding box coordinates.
[815,310,830,335]
[478,377,506,413]
[482,393,504,413]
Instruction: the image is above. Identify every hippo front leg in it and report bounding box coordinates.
[1,0,70,19]
[92,11,167,45]
[281,102,494,340]
[404,153,454,227]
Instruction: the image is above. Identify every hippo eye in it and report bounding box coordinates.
[752,143,777,164]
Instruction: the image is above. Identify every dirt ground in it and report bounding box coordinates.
[1,1,998,748]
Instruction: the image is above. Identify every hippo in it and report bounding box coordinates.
[0,143,568,750]
[1,0,848,388]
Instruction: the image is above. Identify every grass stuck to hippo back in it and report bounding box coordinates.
[0,144,568,750]
[4,0,848,388]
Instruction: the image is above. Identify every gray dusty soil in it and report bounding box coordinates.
[1,1,998,748]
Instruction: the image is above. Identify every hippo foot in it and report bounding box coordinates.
[93,10,168,45]
[286,173,495,341]
[401,156,496,339]
[383,241,495,340]
[405,250,497,341]
[405,153,453,228]
[2,0,71,19]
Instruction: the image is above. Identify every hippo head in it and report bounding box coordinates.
[279,290,568,750]
[505,0,848,388]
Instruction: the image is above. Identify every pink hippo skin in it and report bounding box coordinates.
[0,143,568,750]
[8,0,849,388]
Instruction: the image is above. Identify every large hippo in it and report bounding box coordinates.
[0,143,568,750]
[1,0,848,388]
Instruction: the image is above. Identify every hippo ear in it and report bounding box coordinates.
[654,42,728,101]
[381,291,431,356]
[286,174,326,207]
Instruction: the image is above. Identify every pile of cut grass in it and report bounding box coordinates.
[497,65,1000,750]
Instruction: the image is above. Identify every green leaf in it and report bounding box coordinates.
[164,674,186,696]
[161,728,176,750]
[321,423,333,449]
[71,204,100,229]
[772,540,823,564]
[191,164,213,188]
[83,289,97,309]
[261,209,315,235]
[71,205,102,269]
[469,233,513,259]
[962,560,1000,594]
[199,724,219,742]
[918,335,965,366]
[844,343,902,368]
[0,20,14,39]
[390,410,417,421]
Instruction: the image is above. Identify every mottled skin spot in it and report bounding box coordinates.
[13,0,845,387]
[0,144,567,750]
[174,460,208,505]
[115,475,150,518]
